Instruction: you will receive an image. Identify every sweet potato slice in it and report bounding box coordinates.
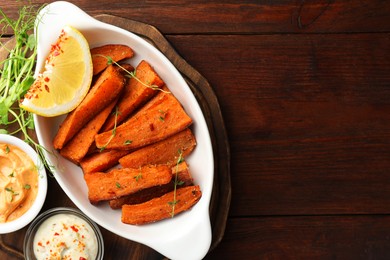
[53,65,126,149]
[109,161,194,209]
[80,149,130,174]
[101,60,165,132]
[95,91,192,150]
[84,165,172,204]
[60,99,118,164]
[119,128,196,168]
[91,44,134,75]
[121,185,202,225]
[134,85,170,113]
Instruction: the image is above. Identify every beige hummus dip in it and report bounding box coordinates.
[0,143,39,222]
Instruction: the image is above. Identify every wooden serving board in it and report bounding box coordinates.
[0,15,231,258]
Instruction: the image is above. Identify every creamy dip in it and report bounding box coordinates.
[33,213,98,260]
[0,143,39,222]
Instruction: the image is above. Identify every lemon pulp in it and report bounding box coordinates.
[21,25,92,117]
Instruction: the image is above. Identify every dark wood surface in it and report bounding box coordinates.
[1,0,390,259]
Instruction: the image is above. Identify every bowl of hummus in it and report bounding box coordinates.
[0,134,47,233]
[23,207,104,260]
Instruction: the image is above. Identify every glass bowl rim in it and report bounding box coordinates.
[23,206,104,260]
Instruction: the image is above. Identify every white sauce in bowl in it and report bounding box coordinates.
[33,213,98,260]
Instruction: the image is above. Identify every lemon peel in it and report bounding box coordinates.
[21,25,92,117]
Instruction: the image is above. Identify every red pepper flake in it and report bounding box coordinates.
[44,77,50,82]
[80,257,87,260]
[46,240,50,245]
[45,85,50,93]
[38,242,43,247]
[71,225,79,232]
[54,232,59,236]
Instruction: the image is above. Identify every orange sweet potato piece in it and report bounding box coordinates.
[84,165,172,204]
[101,60,165,132]
[91,44,134,75]
[119,128,196,168]
[121,185,202,225]
[109,161,194,209]
[60,99,118,164]
[53,65,126,149]
[138,85,170,109]
[95,91,192,150]
[80,149,130,174]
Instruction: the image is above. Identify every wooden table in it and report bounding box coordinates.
[1,0,390,259]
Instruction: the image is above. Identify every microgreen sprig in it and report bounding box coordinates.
[5,186,19,202]
[94,54,170,93]
[100,105,119,152]
[169,149,185,217]
[0,4,54,173]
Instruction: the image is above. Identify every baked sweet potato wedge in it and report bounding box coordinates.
[121,185,202,225]
[60,99,118,164]
[95,91,192,150]
[79,149,130,174]
[84,165,172,204]
[109,161,194,209]
[101,60,165,131]
[91,44,134,75]
[119,128,196,168]
[53,65,126,149]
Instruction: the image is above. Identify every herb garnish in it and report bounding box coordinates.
[169,149,184,217]
[24,184,31,189]
[0,4,54,173]
[115,182,121,189]
[94,54,170,93]
[158,109,166,122]
[134,173,142,182]
[100,106,119,151]
[5,187,19,202]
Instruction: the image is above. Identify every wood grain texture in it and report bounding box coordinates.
[205,216,390,259]
[1,0,390,259]
[1,0,390,34]
[167,33,390,216]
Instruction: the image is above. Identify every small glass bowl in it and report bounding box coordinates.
[23,207,104,260]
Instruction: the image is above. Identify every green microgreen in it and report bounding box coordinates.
[24,184,31,189]
[100,106,119,152]
[93,54,170,93]
[158,109,166,122]
[134,173,142,182]
[0,3,54,173]
[169,149,184,217]
[124,139,132,145]
[5,187,19,202]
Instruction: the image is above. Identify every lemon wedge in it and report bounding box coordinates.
[21,25,92,117]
